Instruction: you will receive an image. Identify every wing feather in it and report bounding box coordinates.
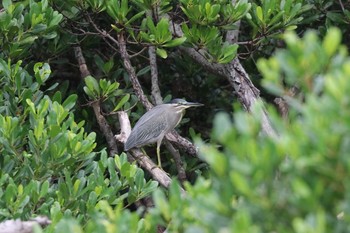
[125,105,170,150]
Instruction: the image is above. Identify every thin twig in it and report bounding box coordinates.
[164,140,187,184]
[129,47,148,58]
[338,0,345,12]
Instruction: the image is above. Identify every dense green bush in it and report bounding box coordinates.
[0,59,157,229]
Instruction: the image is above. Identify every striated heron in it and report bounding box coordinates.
[124,99,203,167]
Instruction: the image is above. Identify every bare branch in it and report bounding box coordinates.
[149,45,163,105]
[74,46,119,155]
[131,149,173,188]
[145,10,163,105]
[117,32,153,111]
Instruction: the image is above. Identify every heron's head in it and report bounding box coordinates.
[167,98,204,112]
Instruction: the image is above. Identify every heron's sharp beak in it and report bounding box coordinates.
[184,102,204,107]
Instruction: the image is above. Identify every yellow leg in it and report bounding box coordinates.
[156,142,162,168]
[140,148,148,158]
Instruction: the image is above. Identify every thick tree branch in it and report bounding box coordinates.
[115,111,132,146]
[225,60,277,137]
[171,21,277,138]
[74,46,119,155]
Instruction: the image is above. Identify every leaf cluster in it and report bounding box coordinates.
[0,0,62,59]
[246,0,312,36]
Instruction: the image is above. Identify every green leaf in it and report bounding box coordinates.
[136,66,150,76]
[156,48,167,58]
[99,79,108,92]
[32,24,47,33]
[198,143,227,177]
[54,219,83,233]
[103,59,114,74]
[83,86,95,99]
[134,169,144,191]
[212,112,232,142]
[322,27,341,57]
[34,62,51,85]
[48,11,63,28]
[125,10,145,26]
[256,6,264,22]
[73,179,81,197]
[84,75,100,98]
[146,17,156,33]
[3,0,12,10]
[26,99,36,114]
[62,94,77,111]
[163,37,187,47]
[153,189,171,221]
[5,184,17,203]
[113,94,130,111]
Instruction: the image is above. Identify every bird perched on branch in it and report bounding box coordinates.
[124,98,203,167]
